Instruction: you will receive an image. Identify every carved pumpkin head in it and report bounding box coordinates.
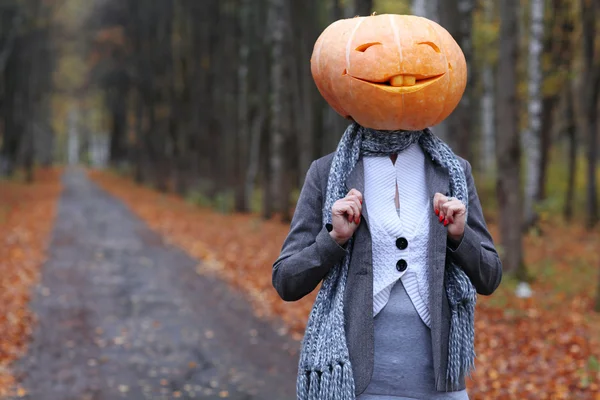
[311,14,467,131]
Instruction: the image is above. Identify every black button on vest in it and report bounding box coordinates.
[396,237,408,250]
[396,259,407,272]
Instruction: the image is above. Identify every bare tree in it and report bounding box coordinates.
[236,0,252,212]
[522,0,545,228]
[245,0,269,212]
[580,0,600,229]
[267,0,289,219]
[0,0,53,180]
[580,0,600,311]
[321,0,350,156]
[563,82,577,221]
[497,0,525,277]
[538,0,575,202]
[480,0,495,173]
[440,0,474,160]
[353,0,373,16]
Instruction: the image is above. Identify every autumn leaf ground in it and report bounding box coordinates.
[0,169,62,397]
[90,170,600,400]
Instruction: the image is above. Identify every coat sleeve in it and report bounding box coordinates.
[272,160,348,302]
[447,160,503,295]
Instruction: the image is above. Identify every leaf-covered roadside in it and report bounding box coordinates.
[91,171,600,400]
[0,169,62,397]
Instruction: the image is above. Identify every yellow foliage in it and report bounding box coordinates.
[373,0,411,14]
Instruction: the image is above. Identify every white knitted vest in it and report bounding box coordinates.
[364,143,432,327]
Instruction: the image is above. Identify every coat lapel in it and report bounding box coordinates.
[343,156,374,396]
[425,156,450,385]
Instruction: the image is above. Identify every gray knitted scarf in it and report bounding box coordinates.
[297,122,477,399]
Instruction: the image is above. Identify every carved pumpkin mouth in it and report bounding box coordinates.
[344,72,446,94]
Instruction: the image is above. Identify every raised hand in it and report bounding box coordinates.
[330,188,363,245]
[433,192,466,241]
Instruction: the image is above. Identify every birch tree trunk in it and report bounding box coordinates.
[497,0,525,277]
[412,0,427,17]
[412,0,439,22]
[523,0,545,228]
[67,107,80,166]
[480,0,495,173]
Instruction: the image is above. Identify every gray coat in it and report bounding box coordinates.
[272,152,502,396]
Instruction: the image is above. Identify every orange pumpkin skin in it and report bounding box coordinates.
[311,14,467,131]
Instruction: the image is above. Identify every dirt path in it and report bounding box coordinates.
[11,169,298,400]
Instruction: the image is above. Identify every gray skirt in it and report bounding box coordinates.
[357,279,469,400]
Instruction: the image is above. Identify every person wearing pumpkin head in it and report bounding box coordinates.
[272,14,502,400]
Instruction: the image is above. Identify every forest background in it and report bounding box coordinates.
[1,0,600,398]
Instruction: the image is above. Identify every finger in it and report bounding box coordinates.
[432,192,443,209]
[439,196,460,222]
[343,200,361,223]
[345,195,362,207]
[347,189,363,204]
[442,201,465,216]
[345,195,362,213]
[343,200,361,219]
[443,203,455,220]
[441,199,458,216]
[445,203,466,224]
[442,201,456,226]
[433,192,448,215]
[434,193,449,221]
[433,193,442,216]
[336,202,355,220]
[450,203,466,219]
[333,200,352,216]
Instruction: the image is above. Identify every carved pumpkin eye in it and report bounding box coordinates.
[355,42,382,52]
[418,41,441,53]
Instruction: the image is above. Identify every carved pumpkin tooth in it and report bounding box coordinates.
[404,76,416,86]
[390,75,404,87]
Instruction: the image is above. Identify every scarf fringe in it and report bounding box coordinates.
[446,265,477,390]
[297,362,355,400]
